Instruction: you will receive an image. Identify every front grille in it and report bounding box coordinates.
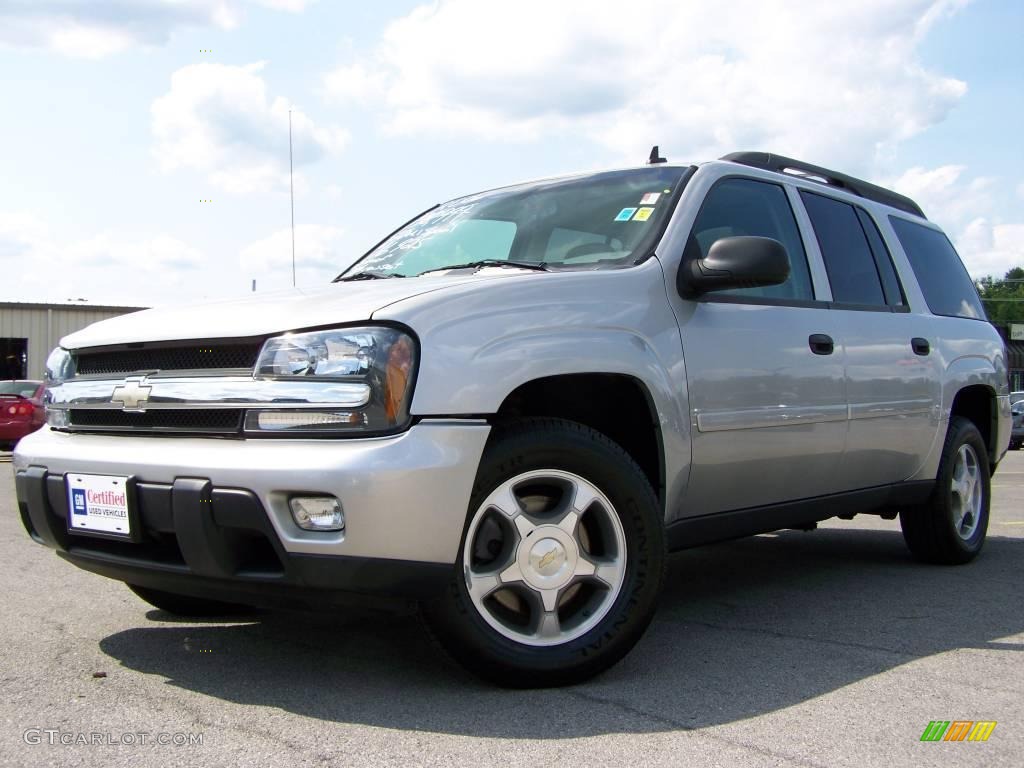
[75,343,263,376]
[68,409,243,433]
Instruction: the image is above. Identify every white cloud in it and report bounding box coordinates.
[250,0,317,11]
[323,0,968,171]
[0,212,206,306]
[0,1,316,58]
[240,224,353,288]
[888,166,1024,277]
[0,1,240,58]
[152,62,348,194]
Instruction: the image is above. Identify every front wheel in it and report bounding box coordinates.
[900,416,990,565]
[422,418,665,687]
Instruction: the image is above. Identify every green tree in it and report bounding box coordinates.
[976,267,1024,325]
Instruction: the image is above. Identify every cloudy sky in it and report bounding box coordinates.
[0,0,1021,307]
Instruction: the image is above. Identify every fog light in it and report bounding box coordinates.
[289,496,345,531]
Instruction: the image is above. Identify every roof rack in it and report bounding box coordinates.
[720,152,926,219]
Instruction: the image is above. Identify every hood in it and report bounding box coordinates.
[60,273,511,349]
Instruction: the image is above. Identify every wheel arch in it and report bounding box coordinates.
[949,384,998,464]
[494,373,666,512]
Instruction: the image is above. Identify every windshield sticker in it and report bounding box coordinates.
[639,192,661,205]
[633,207,654,222]
[615,207,637,221]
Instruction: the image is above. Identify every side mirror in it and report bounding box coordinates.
[679,236,790,297]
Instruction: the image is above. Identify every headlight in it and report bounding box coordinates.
[44,347,74,426]
[44,347,74,386]
[248,326,417,435]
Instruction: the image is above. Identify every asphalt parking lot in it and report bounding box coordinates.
[1,449,1021,767]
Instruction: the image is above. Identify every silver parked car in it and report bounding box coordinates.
[1010,401,1024,450]
[13,151,1012,686]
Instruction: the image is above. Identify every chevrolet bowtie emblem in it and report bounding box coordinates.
[111,377,153,412]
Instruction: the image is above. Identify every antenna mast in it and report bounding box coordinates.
[289,109,296,287]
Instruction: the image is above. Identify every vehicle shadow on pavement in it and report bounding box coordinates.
[98,527,1024,737]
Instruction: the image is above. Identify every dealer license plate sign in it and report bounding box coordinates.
[66,473,131,537]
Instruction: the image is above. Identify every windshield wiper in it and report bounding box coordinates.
[336,270,404,281]
[417,259,549,276]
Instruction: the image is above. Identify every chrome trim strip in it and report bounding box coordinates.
[696,399,934,433]
[48,377,371,411]
[848,399,934,421]
[696,404,848,432]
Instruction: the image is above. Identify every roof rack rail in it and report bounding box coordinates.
[720,152,926,219]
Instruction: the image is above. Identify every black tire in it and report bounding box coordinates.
[421,418,665,687]
[900,416,990,565]
[127,584,250,617]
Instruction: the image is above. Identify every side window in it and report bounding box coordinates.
[686,178,813,301]
[855,209,906,307]
[800,191,886,306]
[889,217,986,319]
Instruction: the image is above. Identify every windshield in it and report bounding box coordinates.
[341,166,689,278]
[0,381,40,398]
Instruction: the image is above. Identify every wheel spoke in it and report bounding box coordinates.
[573,555,623,588]
[513,514,537,539]
[499,560,525,585]
[961,510,975,533]
[539,588,559,612]
[484,484,521,518]
[466,571,501,602]
[568,478,599,514]
[953,448,966,482]
[556,507,582,535]
[537,609,561,639]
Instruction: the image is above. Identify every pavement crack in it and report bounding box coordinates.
[564,688,832,768]
[674,618,915,659]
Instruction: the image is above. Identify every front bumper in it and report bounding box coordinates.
[13,421,490,602]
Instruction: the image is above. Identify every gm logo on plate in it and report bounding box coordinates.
[71,488,87,515]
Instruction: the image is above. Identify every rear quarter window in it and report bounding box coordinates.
[889,217,986,320]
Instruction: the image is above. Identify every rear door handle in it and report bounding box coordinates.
[911,337,931,356]
[809,333,834,355]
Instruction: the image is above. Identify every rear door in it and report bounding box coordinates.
[797,191,941,488]
[668,176,848,515]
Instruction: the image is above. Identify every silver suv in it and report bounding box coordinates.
[13,151,1012,686]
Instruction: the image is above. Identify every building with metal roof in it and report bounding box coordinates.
[1,301,145,380]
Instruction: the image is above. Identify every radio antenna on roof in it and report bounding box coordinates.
[647,145,667,164]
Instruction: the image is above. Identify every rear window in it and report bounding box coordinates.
[0,381,40,398]
[889,217,986,320]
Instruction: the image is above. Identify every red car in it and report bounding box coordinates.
[0,380,45,450]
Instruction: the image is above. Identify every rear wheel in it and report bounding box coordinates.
[422,418,665,687]
[127,584,250,617]
[900,416,990,564]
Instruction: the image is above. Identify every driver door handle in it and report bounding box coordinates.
[809,334,834,355]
